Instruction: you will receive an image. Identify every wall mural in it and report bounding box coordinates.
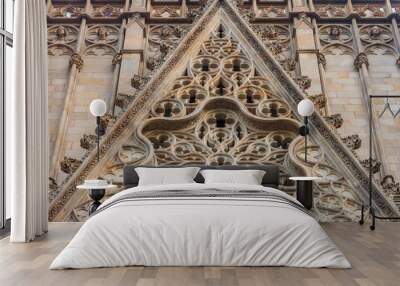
[70,25,362,222]
[47,0,400,221]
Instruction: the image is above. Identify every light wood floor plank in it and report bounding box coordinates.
[0,222,399,286]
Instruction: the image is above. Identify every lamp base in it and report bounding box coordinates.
[88,188,105,215]
[299,125,309,136]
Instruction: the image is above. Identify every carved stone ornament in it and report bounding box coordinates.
[317,52,327,69]
[236,6,255,22]
[353,4,385,17]
[319,25,353,46]
[62,24,304,221]
[146,56,158,71]
[258,6,287,18]
[315,5,346,18]
[397,56,400,66]
[92,4,123,18]
[49,177,58,191]
[69,53,84,71]
[359,25,393,45]
[145,25,189,73]
[115,93,134,109]
[112,52,122,65]
[48,177,59,202]
[361,158,381,174]
[151,6,181,18]
[295,76,312,91]
[48,0,399,221]
[49,5,83,18]
[60,157,82,174]
[85,25,120,47]
[100,113,116,130]
[329,26,341,40]
[131,74,143,89]
[341,134,361,150]
[324,114,343,129]
[80,134,97,150]
[48,26,78,56]
[231,4,292,77]
[381,175,400,196]
[282,58,296,72]
[354,52,369,69]
[308,94,327,110]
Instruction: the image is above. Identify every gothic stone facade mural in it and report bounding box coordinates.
[47,0,400,222]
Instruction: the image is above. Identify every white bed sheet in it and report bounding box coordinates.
[50,183,351,269]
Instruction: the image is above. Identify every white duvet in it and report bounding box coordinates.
[50,183,351,269]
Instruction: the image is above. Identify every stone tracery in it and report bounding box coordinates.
[68,25,362,222]
[46,0,400,221]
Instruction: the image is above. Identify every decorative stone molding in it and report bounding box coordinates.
[60,157,82,174]
[69,53,84,71]
[130,75,143,89]
[92,4,123,18]
[151,6,181,18]
[319,25,353,46]
[359,25,393,45]
[48,177,59,202]
[308,94,327,110]
[48,25,79,56]
[294,76,312,91]
[282,58,296,72]
[145,25,190,74]
[80,134,97,150]
[317,52,326,69]
[99,113,117,130]
[315,5,346,18]
[49,4,83,18]
[258,6,287,18]
[324,114,343,129]
[381,176,400,201]
[329,25,341,40]
[341,134,362,150]
[48,0,399,221]
[223,0,397,216]
[360,158,381,174]
[353,4,385,18]
[288,137,362,221]
[354,52,369,69]
[112,52,122,65]
[115,93,134,109]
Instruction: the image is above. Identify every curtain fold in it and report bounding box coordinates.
[8,0,49,242]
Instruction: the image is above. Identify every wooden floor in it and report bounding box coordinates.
[0,223,399,286]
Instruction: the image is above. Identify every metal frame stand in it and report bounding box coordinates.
[358,95,400,230]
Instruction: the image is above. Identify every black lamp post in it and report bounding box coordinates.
[297,99,315,162]
[88,99,107,214]
[89,99,107,162]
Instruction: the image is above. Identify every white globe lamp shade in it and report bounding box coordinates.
[297,99,315,117]
[90,99,107,117]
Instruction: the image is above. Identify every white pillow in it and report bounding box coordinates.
[135,167,200,186]
[200,169,266,185]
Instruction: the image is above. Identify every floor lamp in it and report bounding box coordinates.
[87,99,107,214]
[89,99,107,162]
[297,99,315,162]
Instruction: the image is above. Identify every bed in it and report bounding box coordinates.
[50,165,351,269]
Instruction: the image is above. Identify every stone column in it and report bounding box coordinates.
[112,13,146,114]
[109,19,127,112]
[50,17,87,179]
[293,13,323,96]
[351,15,386,177]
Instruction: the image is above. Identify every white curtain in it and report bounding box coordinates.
[7,0,49,242]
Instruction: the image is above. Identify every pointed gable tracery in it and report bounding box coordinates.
[47,0,399,222]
